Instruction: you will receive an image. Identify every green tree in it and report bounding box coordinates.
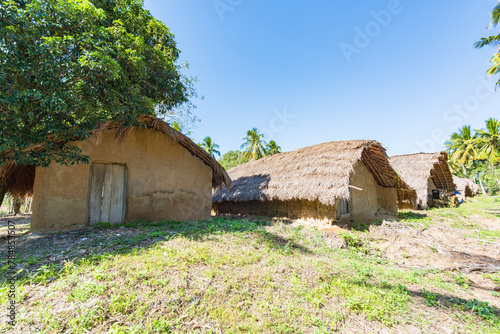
[476,118,500,163]
[199,136,220,159]
[475,3,500,87]
[463,161,500,195]
[218,150,248,170]
[0,0,192,167]
[265,140,282,156]
[170,121,193,138]
[476,118,500,188]
[240,128,267,161]
[445,125,479,176]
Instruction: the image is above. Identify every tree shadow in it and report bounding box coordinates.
[346,219,384,232]
[0,216,312,284]
[397,211,429,221]
[0,214,31,240]
[345,274,500,325]
[487,209,500,218]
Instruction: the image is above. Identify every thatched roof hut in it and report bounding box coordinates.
[213,140,408,222]
[452,175,479,201]
[1,115,231,231]
[389,152,456,209]
[0,115,231,198]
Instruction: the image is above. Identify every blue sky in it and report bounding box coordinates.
[143,0,500,157]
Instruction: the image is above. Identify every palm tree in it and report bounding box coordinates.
[241,128,267,161]
[475,3,500,87]
[476,118,500,163]
[170,121,193,137]
[199,136,221,159]
[265,140,282,156]
[476,118,500,188]
[445,125,479,176]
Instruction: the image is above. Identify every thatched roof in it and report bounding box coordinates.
[213,140,406,206]
[0,115,231,197]
[452,175,479,200]
[0,163,35,198]
[389,152,456,208]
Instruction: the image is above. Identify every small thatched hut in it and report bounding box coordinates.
[213,140,407,223]
[389,152,456,209]
[452,175,479,201]
[0,115,231,231]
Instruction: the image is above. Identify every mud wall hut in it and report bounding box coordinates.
[213,140,408,224]
[452,175,479,201]
[1,116,231,232]
[389,152,456,209]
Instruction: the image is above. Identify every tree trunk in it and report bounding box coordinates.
[477,173,487,195]
[13,197,22,215]
[461,164,467,177]
[489,161,500,189]
[0,183,6,211]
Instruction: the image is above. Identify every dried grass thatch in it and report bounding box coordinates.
[0,115,231,196]
[0,162,35,198]
[389,152,456,208]
[452,175,479,201]
[213,140,407,206]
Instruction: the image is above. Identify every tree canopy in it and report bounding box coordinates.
[218,150,247,171]
[265,140,282,156]
[199,136,220,159]
[240,128,267,161]
[0,0,191,166]
[475,2,500,87]
[446,118,500,193]
[217,129,283,170]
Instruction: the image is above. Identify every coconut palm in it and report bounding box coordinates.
[170,121,193,137]
[241,128,267,161]
[476,118,500,188]
[445,125,479,175]
[265,140,282,156]
[475,3,500,87]
[199,136,221,159]
[476,118,500,163]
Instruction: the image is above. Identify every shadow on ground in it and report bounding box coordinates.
[0,216,312,284]
[0,214,31,241]
[487,209,500,218]
[347,275,500,326]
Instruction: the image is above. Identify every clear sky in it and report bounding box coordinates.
[143,0,500,157]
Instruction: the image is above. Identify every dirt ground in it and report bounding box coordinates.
[368,215,500,308]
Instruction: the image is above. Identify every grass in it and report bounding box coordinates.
[0,196,499,332]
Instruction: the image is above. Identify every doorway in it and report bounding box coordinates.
[88,163,127,224]
[338,198,351,219]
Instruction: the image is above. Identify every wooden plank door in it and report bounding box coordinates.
[88,163,127,224]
